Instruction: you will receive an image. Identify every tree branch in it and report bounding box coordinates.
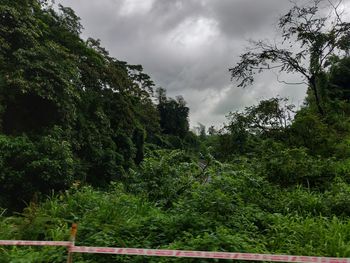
[274,72,308,85]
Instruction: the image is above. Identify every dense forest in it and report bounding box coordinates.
[1,0,350,262]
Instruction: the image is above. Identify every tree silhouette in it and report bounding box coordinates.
[230,0,350,115]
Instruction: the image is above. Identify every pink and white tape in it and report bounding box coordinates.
[71,246,350,263]
[1,240,349,263]
[0,240,71,247]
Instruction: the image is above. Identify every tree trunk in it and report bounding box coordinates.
[309,76,324,116]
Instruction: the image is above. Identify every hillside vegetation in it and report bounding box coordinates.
[1,0,350,262]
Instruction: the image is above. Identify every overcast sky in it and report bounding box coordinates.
[57,0,349,128]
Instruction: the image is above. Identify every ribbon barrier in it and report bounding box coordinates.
[69,247,350,263]
[1,242,350,263]
[1,224,350,263]
[0,240,71,247]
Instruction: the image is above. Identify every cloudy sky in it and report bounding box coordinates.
[57,0,349,128]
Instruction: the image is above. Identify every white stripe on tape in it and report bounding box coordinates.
[70,246,350,263]
[0,240,72,247]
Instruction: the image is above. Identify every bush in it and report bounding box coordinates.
[259,147,336,189]
[264,214,350,257]
[126,150,200,207]
[0,134,76,210]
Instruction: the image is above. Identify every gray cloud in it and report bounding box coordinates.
[208,0,289,37]
[57,0,349,128]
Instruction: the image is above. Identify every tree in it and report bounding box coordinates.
[214,98,295,158]
[226,97,295,137]
[0,0,164,202]
[230,0,350,116]
[208,126,217,136]
[194,122,206,139]
[156,88,190,138]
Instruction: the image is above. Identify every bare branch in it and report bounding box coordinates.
[327,0,344,24]
[274,72,308,86]
[251,64,284,70]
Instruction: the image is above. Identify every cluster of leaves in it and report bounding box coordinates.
[0,131,76,210]
[0,0,194,209]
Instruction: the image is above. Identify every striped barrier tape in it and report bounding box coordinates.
[70,246,350,263]
[0,240,71,247]
[1,240,350,263]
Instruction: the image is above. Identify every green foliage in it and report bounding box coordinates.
[2,153,350,261]
[133,127,146,165]
[212,98,294,160]
[157,88,190,138]
[283,188,327,216]
[227,98,294,137]
[0,133,76,210]
[258,146,336,188]
[0,0,192,207]
[264,214,350,257]
[127,150,200,207]
[324,178,350,217]
[288,108,337,156]
[327,57,350,101]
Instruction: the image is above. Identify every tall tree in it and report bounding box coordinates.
[230,0,350,116]
[156,88,190,138]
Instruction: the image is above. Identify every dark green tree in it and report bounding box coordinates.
[327,56,350,101]
[0,0,163,207]
[156,88,190,138]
